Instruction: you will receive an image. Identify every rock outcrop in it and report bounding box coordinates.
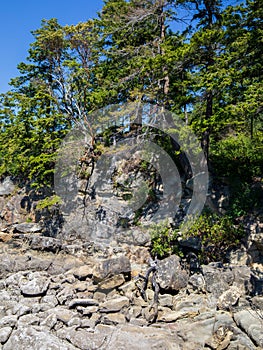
[0,175,262,349]
[0,234,262,350]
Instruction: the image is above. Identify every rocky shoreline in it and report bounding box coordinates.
[0,231,262,350]
[0,176,262,349]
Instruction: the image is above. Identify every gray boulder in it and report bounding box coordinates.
[14,222,42,233]
[202,263,233,297]
[156,255,189,291]
[93,256,131,282]
[19,272,50,297]
[3,326,76,350]
[0,177,15,196]
[234,309,263,348]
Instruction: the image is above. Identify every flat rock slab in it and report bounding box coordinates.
[3,326,76,350]
[100,296,130,312]
[19,272,50,296]
[98,274,125,290]
[234,309,263,347]
[93,256,131,281]
[95,324,180,350]
[70,265,93,279]
[54,308,78,324]
[0,327,12,344]
[57,327,105,350]
[15,223,42,233]
[69,298,99,309]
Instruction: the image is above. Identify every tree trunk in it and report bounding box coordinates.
[202,89,213,162]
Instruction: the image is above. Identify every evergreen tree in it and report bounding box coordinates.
[0,19,70,186]
[0,0,262,188]
[177,0,223,161]
[220,0,263,138]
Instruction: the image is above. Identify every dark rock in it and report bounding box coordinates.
[248,233,263,264]
[40,207,63,237]
[202,264,234,297]
[156,255,189,291]
[231,265,253,294]
[93,256,131,282]
[28,236,61,252]
[250,269,263,295]
[179,236,202,251]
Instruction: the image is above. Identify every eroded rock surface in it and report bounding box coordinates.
[0,234,262,350]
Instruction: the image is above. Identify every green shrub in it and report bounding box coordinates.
[228,181,263,217]
[149,212,245,263]
[149,220,182,258]
[210,133,263,181]
[181,212,245,264]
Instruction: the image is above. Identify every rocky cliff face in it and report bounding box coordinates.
[0,176,262,349]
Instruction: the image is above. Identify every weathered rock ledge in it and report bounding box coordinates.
[0,234,262,350]
[0,176,262,348]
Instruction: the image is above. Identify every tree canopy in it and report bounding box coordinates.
[0,0,262,188]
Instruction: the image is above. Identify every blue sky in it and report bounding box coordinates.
[0,0,104,94]
[1,0,240,94]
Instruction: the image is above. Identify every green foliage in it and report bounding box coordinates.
[149,212,245,263]
[149,220,181,258]
[228,181,263,217]
[0,0,262,218]
[210,133,263,180]
[0,91,69,187]
[36,195,62,210]
[181,212,245,264]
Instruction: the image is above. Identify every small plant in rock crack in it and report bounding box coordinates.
[36,195,62,210]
